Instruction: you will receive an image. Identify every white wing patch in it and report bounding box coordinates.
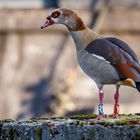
[92,54,110,64]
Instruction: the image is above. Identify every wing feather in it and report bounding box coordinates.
[105,37,139,62]
[85,38,140,81]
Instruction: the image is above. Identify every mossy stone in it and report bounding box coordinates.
[34,127,42,140]
[69,114,97,120]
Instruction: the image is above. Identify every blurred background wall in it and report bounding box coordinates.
[0,0,140,120]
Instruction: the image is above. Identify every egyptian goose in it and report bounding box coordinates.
[41,8,140,119]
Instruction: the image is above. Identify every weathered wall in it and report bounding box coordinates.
[0,114,140,140]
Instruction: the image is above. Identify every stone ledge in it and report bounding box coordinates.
[0,114,140,140]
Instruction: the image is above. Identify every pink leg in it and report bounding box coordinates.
[99,92,104,104]
[112,86,120,118]
[96,88,105,120]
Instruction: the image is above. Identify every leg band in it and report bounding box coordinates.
[98,104,104,115]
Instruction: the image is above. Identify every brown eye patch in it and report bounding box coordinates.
[51,11,60,18]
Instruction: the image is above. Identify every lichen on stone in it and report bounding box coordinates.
[134,128,140,140]
[68,114,97,120]
[42,121,55,127]
[34,127,42,140]
[49,127,60,138]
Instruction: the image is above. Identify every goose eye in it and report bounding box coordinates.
[52,11,60,18]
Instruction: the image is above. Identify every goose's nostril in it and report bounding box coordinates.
[47,17,51,20]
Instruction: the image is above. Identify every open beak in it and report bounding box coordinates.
[41,18,54,29]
